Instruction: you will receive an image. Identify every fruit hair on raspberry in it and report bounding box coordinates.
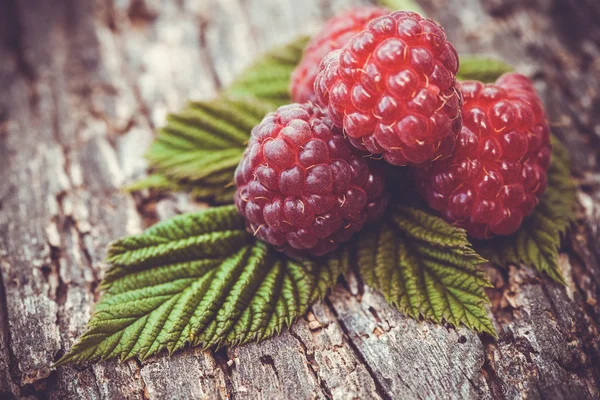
[290,6,388,104]
[234,103,388,256]
[314,10,462,166]
[415,73,552,239]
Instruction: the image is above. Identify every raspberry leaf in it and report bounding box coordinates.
[133,96,271,203]
[378,0,426,14]
[457,56,514,83]
[226,36,310,106]
[474,137,576,284]
[349,204,496,337]
[126,173,237,205]
[131,36,312,202]
[54,205,344,366]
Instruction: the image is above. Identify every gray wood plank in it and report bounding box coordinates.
[0,0,598,398]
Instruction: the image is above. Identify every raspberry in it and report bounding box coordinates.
[415,73,552,239]
[234,103,388,256]
[314,11,462,166]
[290,6,388,104]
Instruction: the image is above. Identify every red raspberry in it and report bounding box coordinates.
[314,11,462,166]
[415,73,552,239]
[234,103,388,256]
[290,6,388,104]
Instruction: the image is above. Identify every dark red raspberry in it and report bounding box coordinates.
[234,103,388,256]
[314,11,462,166]
[290,6,388,104]
[415,73,552,239]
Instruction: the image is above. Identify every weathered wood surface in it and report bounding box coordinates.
[0,0,598,398]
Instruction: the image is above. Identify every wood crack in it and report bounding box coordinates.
[480,339,506,400]
[324,296,392,400]
[198,16,223,91]
[0,263,21,395]
[213,348,235,400]
[288,328,333,400]
[133,358,150,400]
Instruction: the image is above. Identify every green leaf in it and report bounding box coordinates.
[132,36,311,202]
[55,205,344,366]
[474,137,577,284]
[135,96,271,203]
[350,204,496,337]
[127,173,237,205]
[225,36,310,107]
[126,173,182,194]
[457,56,514,83]
[378,0,426,14]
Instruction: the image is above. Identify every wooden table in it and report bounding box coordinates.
[1,0,599,398]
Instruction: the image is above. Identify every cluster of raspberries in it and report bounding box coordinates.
[234,7,552,255]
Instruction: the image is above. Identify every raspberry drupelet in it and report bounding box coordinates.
[314,10,462,166]
[415,73,552,239]
[290,6,388,104]
[234,103,388,256]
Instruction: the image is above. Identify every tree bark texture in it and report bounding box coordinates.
[0,0,599,399]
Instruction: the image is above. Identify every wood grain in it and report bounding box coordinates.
[0,0,598,398]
